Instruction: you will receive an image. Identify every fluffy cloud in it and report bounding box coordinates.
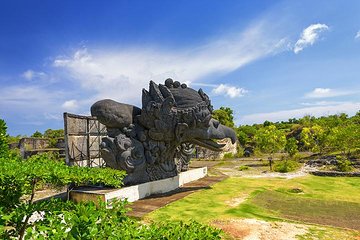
[239,102,360,124]
[294,23,329,54]
[22,70,47,81]
[300,101,346,106]
[355,31,360,39]
[212,84,247,98]
[61,100,79,111]
[304,88,355,98]
[53,22,288,105]
[0,85,68,127]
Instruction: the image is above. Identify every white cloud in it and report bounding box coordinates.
[62,100,79,111]
[294,23,329,54]
[300,101,346,106]
[53,22,289,105]
[304,87,355,98]
[355,31,360,39]
[212,84,248,98]
[0,85,67,122]
[44,113,63,121]
[239,102,360,124]
[22,70,47,81]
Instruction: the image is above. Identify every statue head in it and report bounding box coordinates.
[91,79,236,184]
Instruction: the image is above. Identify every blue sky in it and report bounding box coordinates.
[1,0,360,136]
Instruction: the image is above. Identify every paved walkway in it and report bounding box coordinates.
[127,161,226,218]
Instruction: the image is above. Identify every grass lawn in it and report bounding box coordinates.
[145,175,360,239]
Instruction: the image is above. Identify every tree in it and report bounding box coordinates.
[43,129,64,147]
[328,123,360,156]
[299,115,313,127]
[43,129,64,139]
[299,127,314,151]
[311,124,329,154]
[255,125,286,155]
[236,125,257,147]
[31,131,43,138]
[254,125,286,170]
[263,120,272,127]
[285,137,298,157]
[212,107,235,128]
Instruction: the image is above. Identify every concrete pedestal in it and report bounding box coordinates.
[70,167,207,204]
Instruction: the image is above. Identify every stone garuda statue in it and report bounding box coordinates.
[91,79,236,185]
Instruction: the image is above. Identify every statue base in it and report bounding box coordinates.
[70,167,207,205]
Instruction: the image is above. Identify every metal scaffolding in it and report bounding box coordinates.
[63,112,107,167]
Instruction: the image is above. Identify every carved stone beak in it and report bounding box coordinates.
[184,118,237,151]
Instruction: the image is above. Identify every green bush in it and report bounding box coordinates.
[0,153,222,239]
[336,156,353,172]
[235,144,244,158]
[3,199,221,239]
[238,165,250,171]
[223,152,234,159]
[0,119,9,158]
[273,160,300,173]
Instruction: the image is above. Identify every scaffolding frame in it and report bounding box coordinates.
[63,112,107,167]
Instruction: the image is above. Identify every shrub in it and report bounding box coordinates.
[0,151,126,239]
[0,119,9,158]
[336,156,353,172]
[15,199,222,239]
[273,160,300,173]
[235,144,244,158]
[238,165,250,171]
[223,152,234,159]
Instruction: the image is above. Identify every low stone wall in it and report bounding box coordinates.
[310,171,360,177]
[18,137,65,158]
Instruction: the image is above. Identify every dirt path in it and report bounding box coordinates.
[213,219,309,240]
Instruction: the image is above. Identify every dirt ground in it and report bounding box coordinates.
[212,219,308,240]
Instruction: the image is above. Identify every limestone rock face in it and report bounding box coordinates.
[195,138,238,160]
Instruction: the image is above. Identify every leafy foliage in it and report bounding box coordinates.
[223,152,234,159]
[235,112,359,161]
[328,123,360,155]
[0,119,9,158]
[335,156,354,172]
[285,137,298,157]
[0,152,222,239]
[0,153,125,210]
[43,129,64,139]
[254,125,286,155]
[212,107,235,128]
[273,160,300,173]
[0,199,222,239]
[238,165,250,171]
[31,130,43,138]
[0,148,126,239]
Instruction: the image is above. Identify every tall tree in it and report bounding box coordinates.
[254,125,286,169]
[285,137,298,157]
[212,107,235,128]
[328,123,360,156]
[31,131,43,138]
